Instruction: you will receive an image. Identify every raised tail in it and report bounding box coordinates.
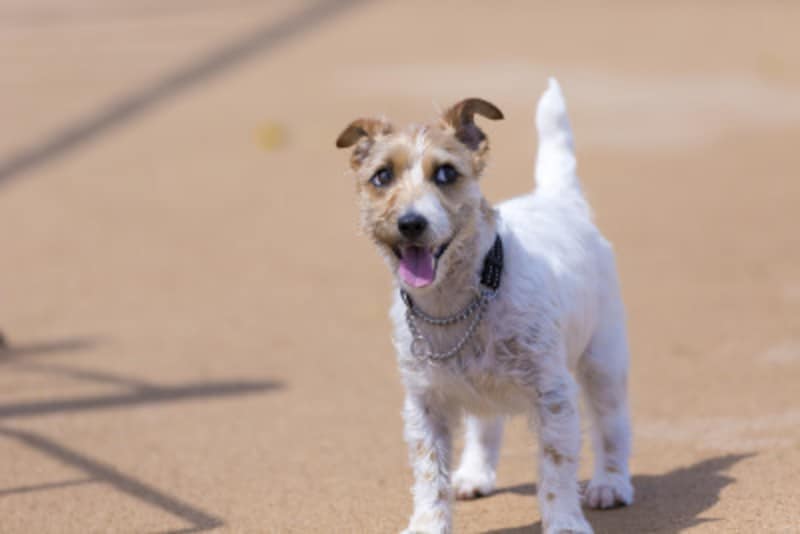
[535,78,580,195]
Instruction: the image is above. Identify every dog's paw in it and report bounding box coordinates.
[452,465,495,500]
[544,514,594,534]
[402,509,451,534]
[401,523,449,534]
[583,474,634,509]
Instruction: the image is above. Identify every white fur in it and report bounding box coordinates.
[410,191,452,246]
[393,79,633,534]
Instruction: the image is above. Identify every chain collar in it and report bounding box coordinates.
[401,235,503,361]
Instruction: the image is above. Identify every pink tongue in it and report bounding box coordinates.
[398,246,435,288]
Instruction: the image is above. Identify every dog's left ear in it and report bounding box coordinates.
[441,98,504,151]
[336,118,393,169]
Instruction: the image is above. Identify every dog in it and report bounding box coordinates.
[336,79,633,534]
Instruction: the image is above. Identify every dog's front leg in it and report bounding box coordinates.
[532,370,593,534]
[402,393,454,534]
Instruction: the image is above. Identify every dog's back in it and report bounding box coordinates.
[497,79,624,369]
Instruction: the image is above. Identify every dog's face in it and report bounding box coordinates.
[337,99,503,291]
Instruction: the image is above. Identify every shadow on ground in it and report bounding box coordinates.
[484,454,752,534]
[0,426,224,533]
[0,336,98,360]
[0,335,284,532]
[0,0,365,186]
[0,336,282,419]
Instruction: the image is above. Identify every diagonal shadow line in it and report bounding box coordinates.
[0,427,223,532]
[0,380,282,419]
[10,361,159,391]
[0,337,99,360]
[0,477,95,497]
[0,0,366,185]
[161,528,223,534]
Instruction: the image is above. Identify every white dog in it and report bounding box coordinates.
[336,79,633,534]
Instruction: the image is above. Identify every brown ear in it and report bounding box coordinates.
[335,118,393,148]
[336,118,393,169]
[441,98,503,150]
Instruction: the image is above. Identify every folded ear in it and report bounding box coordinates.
[335,118,393,148]
[441,98,504,150]
[336,118,393,169]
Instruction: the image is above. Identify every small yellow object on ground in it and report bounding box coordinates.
[255,122,287,150]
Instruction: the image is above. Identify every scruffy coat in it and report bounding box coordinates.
[338,79,633,534]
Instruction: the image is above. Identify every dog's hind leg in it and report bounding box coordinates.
[452,414,504,499]
[577,319,634,509]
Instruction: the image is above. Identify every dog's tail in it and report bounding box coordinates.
[534,78,580,196]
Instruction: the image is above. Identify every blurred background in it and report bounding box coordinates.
[1,1,799,532]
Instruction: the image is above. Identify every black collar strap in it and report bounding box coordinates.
[480,234,503,291]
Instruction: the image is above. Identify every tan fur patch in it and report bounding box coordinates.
[547,401,563,414]
[544,445,564,466]
[499,337,523,355]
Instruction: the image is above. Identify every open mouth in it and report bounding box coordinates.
[393,240,451,288]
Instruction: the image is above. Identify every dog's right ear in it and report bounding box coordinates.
[336,118,393,169]
[441,98,503,151]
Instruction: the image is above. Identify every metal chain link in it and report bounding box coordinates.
[405,288,496,361]
[401,288,483,325]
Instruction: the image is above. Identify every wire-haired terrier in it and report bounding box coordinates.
[336,79,633,534]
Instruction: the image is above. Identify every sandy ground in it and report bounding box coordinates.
[1,1,799,532]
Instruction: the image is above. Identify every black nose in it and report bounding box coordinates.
[398,212,428,240]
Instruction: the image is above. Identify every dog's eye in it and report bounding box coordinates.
[433,164,459,186]
[370,167,393,188]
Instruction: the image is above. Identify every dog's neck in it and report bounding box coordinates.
[399,204,498,317]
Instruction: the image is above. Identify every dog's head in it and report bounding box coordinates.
[336,99,503,291]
